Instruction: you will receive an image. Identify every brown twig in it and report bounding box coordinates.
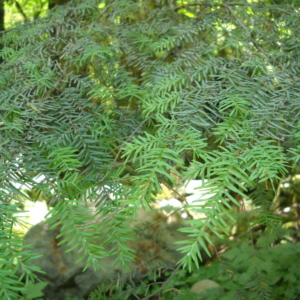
[142,262,183,300]
[101,113,156,183]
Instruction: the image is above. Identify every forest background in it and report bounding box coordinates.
[1,0,300,299]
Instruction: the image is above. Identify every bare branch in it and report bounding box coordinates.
[15,0,28,21]
[142,262,183,300]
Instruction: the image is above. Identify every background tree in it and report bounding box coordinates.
[48,0,70,9]
[0,0,4,31]
[0,0,300,299]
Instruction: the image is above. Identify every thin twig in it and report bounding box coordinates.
[101,113,156,182]
[142,262,183,300]
[175,1,297,15]
[223,3,266,54]
[75,205,127,227]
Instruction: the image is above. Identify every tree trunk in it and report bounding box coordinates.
[0,0,4,32]
[0,0,4,65]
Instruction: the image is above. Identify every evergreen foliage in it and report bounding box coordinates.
[0,0,300,298]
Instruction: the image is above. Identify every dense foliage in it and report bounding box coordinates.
[1,0,300,298]
[90,228,300,300]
